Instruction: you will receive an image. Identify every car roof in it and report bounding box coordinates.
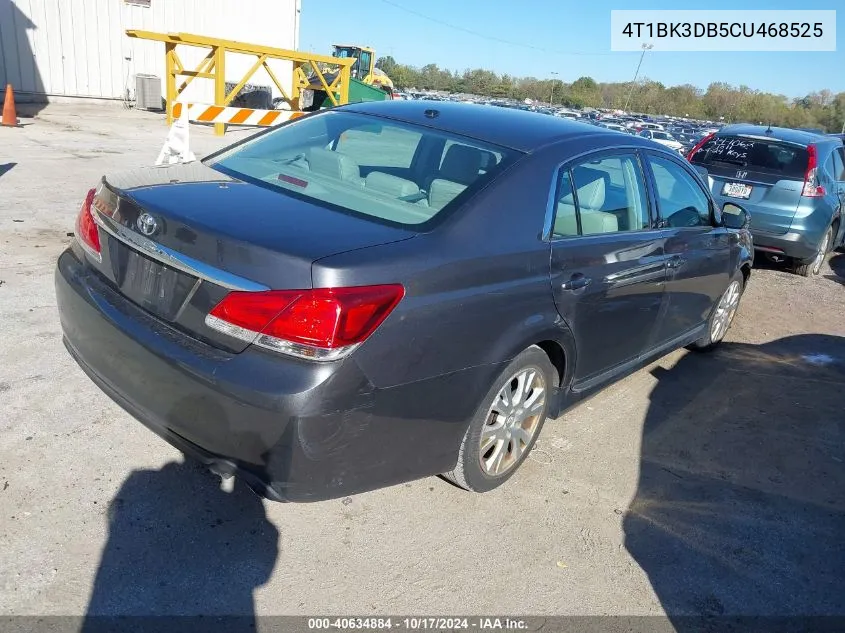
[715,124,834,146]
[342,100,657,152]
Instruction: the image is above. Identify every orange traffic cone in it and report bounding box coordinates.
[2,84,19,127]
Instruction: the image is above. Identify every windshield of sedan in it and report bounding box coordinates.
[206,111,518,227]
[652,131,674,141]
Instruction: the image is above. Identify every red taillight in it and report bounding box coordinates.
[686,133,715,162]
[801,144,825,198]
[206,284,405,360]
[75,188,101,261]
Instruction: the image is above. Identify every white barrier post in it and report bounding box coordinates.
[156,103,197,166]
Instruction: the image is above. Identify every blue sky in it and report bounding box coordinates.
[300,0,844,97]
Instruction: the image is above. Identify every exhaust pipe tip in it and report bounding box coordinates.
[208,459,237,492]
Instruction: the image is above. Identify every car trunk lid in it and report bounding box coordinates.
[85,163,415,352]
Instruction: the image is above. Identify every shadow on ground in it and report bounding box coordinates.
[82,459,278,631]
[826,253,845,286]
[625,335,845,628]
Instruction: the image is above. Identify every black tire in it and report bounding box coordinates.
[792,226,832,277]
[443,346,556,493]
[688,274,745,353]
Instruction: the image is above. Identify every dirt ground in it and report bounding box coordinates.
[0,104,843,624]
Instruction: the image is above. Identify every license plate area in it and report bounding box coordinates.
[722,182,753,199]
[113,243,198,322]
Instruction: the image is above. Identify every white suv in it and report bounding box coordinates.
[639,129,684,153]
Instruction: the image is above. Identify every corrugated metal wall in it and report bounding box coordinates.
[0,0,300,102]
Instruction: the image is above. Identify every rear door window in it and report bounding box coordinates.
[552,153,651,237]
[832,148,845,181]
[823,154,837,183]
[690,135,808,180]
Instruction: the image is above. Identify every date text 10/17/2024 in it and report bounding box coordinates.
[307,617,529,630]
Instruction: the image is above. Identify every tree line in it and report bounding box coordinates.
[376,56,845,132]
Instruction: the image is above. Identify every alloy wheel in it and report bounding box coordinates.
[812,230,832,276]
[479,367,546,477]
[711,280,741,343]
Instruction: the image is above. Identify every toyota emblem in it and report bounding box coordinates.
[136,213,158,236]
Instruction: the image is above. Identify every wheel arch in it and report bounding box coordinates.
[740,262,751,286]
[498,322,577,391]
[535,340,568,388]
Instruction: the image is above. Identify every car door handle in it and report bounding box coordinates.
[667,256,686,270]
[561,274,592,290]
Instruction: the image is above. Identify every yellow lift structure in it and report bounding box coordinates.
[125,30,356,135]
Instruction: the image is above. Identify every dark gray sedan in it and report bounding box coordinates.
[55,101,752,501]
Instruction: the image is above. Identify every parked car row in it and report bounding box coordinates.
[55,101,755,502]
[407,95,721,157]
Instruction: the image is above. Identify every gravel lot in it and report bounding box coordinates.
[1,104,843,622]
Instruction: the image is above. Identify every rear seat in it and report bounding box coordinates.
[554,207,618,235]
[428,179,467,211]
[365,172,420,199]
[555,167,618,235]
[306,147,363,185]
[423,144,486,192]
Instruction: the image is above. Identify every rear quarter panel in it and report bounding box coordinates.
[312,152,576,391]
[787,196,838,244]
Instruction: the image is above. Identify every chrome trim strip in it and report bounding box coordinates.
[204,314,358,362]
[78,238,103,264]
[93,211,269,292]
[604,269,666,289]
[604,261,666,282]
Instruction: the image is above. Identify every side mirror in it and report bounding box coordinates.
[721,202,750,230]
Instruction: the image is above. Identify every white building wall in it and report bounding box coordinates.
[0,0,300,103]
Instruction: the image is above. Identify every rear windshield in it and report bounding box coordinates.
[206,111,518,227]
[690,135,809,178]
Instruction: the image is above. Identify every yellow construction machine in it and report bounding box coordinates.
[302,44,395,111]
[331,45,395,91]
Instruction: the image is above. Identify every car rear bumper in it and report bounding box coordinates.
[56,248,485,502]
[751,229,818,261]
